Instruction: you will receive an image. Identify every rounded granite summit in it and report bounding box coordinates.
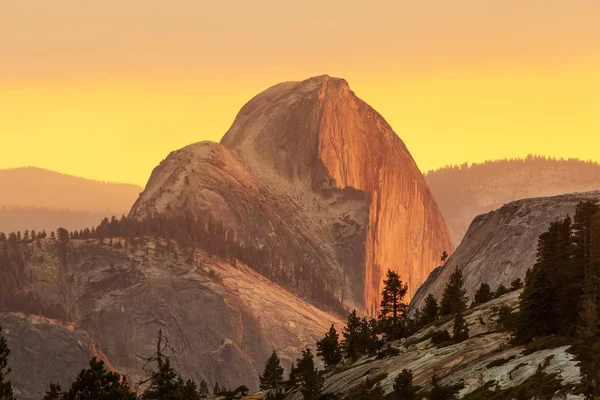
[131,75,453,314]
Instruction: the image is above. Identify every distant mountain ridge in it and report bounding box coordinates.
[0,167,142,232]
[425,156,600,244]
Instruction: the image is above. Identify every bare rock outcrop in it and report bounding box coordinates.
[410,191,600,313]
[0,314,95,400]
[132,76,453,313]
[1,238,341,397]
[286,291,581,399]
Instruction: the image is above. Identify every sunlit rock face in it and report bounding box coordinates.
[219,75,453,312]
[410,190,600,313]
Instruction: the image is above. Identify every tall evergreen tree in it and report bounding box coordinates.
[43,383,63,400]
[316,325,342,368]
[297,349,323,400]
[213,382,220,397]
[393,369,418,400]
[517,220,564,342]
[0,326,16,400]
[427,373,462,400]
[287,364,298,387]
[420,294,439,326]
[473,283,494,306]
[452,308,469,343]
[378,269,409,340]
[440,267,468,316]
[574,296,600,398]
[259,350,284,390]
[342,310,363,360]
[179,379,199,400]
[140,330,187,400]
[198,380,209,398]
[61,357,137,400]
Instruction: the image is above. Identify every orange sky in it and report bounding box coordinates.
[1,0,599,185]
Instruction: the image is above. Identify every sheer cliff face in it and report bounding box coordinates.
[409,191,600,313]
[221,76,453,312]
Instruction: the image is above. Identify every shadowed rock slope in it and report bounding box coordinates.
[410,190,600,313]
[0,238,341,398]
[131,76,453,314]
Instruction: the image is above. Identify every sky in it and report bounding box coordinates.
[1,0,599,186]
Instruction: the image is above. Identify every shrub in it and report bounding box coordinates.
[486,356,517,369]
[430,330,452,345]
[522,335,571,356]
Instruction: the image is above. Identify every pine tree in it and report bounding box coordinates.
[316,325,342,368]
[440,267,468,316]
[180,379,199,400]
[358,317,380,355]
[575,202,600,317]
[213,382,220,397]
[61,357,137,400]
[259,350,284,390]
[420,294,439,326]
[428,373,462,400]
[198,380,209,397]
[43,383,63,400]
[574,285,600,398]
[517,220,564,342]
[378,269,408,340]
[297,349,323,400]
[141,330,186,400]
[452,308,469,343]
[473,283,494,306]
[393,369,418,400]
[342,310,363,360]
[287,364,298,387]
[0,326,16,400]
[510,278,523,291]
[441,251,449,264]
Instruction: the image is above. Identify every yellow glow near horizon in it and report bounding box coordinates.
[1,1,599,185]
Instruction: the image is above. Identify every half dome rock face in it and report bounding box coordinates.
[221,76,453,312]
[132,75,453,314]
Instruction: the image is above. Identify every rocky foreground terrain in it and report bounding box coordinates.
[131,75,453,314]
[287,291,581,399]
[410,190,600,313]
[0,238,341,398]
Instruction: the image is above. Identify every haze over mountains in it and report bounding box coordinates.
[0,167,142,232]
[1,76,600,398]
[426,156,600,244]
